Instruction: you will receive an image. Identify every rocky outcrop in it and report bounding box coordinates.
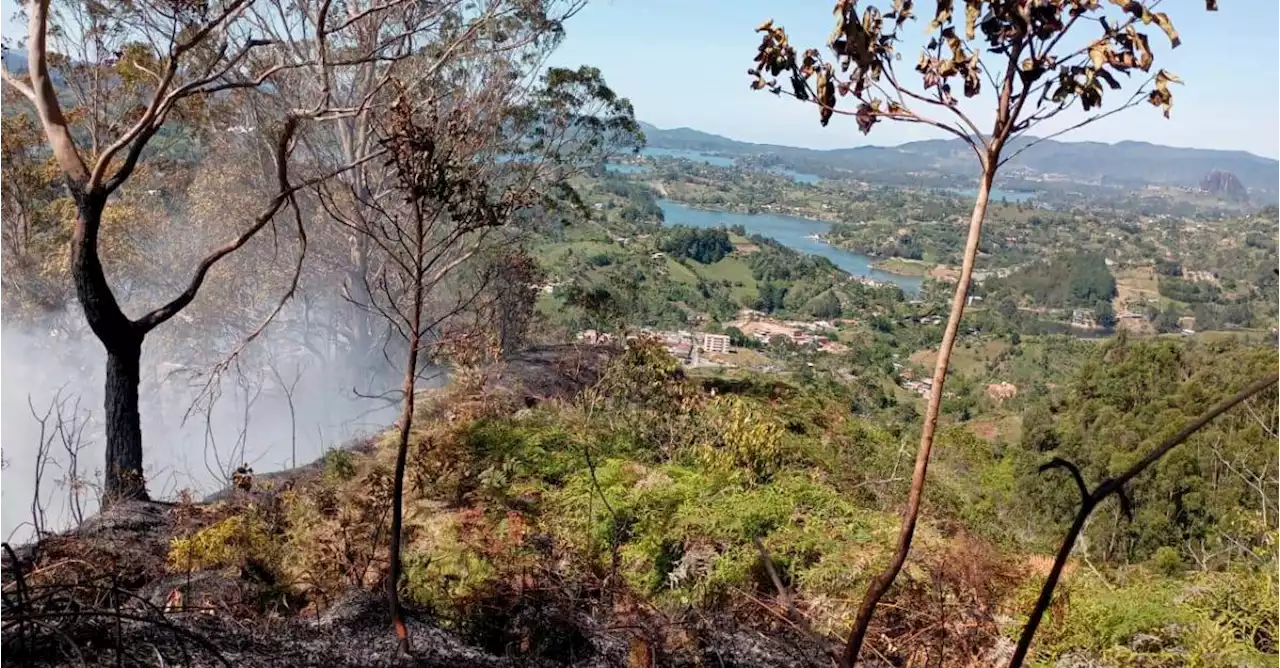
[1199,169,1248,201]
[985,382,1018,404]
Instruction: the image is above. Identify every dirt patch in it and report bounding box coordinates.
[928,265,961,282]
[968,419,1001,441]
[909,348,936,368]
[1023,554,1079,580]
[1114,265,1159,335]
[966,415,1021,443]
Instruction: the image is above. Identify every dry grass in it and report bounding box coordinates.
[873,257,934,277]
[711,348,771,369]
[1023,554,1079,580]
[863,533,1024,667]
[910,339,1009,379]
[928,264,962,282]
[966,414,1022,443]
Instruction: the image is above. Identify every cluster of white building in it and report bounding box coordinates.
[728,311,850,353]
[575,329,731,366]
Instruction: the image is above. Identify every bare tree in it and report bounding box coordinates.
[478,250,548,355]
[373,96,513,654]
[331,28,640,649]
[25,395,57,539]
[14,389,94,541]
[266,353,307,469]
[0,0,428,505]
[51,395,94,528]
[240,0,598,393]
[747,2,1218,665]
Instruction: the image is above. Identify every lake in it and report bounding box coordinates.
[656,200,923,295]
[767,167,822,184]
[605,163,652,174]
[642,147,736,167]
[948,187,1037,203]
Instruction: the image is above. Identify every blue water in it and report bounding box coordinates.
[605,163,652,174]
[641,147,735,167]
[768,167,822,184]
[656,200,922,295]
[949,187,1037,203]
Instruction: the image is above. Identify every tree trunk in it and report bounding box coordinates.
[1008,500,1091,668]
[387,288,423,656]
[104,339,147,502]
[347,233,375,372]
[842,165,995,667]
[71,195,150,506]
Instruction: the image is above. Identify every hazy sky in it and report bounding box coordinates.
[550,0,1280,159]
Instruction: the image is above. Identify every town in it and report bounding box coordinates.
[575,308,851,368]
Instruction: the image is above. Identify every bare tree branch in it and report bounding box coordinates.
[24,0,90,185]
[1010,373,1279,668]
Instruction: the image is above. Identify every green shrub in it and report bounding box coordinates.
[463,415,579,493]
[167,506,280,573]
[323,448,357,482]
[1151,546,1183,577]
[1030,565,1279,666]
[1183,562,1279,659]
[401,514,500,613]
[547,455,898,622]
[1035,573,1189,659]
[693,395,790,483]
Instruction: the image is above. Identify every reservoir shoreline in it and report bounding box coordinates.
[655,199,924,295]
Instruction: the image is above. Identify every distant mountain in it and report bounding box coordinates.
[1199,170,1248,201]
[638,122,764,153]
[0,50,26,73]
[1,50,68,88]
[636,122,1280,201]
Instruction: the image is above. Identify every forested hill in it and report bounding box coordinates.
[638,121,1280,200]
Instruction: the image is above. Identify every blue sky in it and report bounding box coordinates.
[551,0,1280,159]
[4,0,1276,158]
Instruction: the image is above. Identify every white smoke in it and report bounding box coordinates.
[0,311,427,544]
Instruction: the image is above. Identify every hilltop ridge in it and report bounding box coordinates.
[637,121,1280,200]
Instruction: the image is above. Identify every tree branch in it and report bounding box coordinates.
[25,0,90,186]
[134,121,385,333]
[880,59,987,152]
[0,67,37,101]
[774,85,983,161]
[1039,457,1089,505]
[87,59,178,191]
[1009,372,1279,668]
[999,85,1149,169]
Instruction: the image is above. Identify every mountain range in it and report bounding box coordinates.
[637,122,1280,201]
[4,47,1274,202]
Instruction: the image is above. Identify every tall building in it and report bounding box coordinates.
[701,333,730,354]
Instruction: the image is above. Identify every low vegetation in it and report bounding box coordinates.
[149,336,1277,665]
